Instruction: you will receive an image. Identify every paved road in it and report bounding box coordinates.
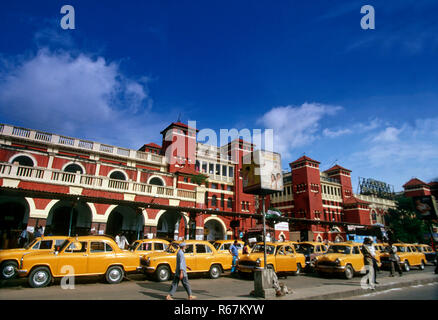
[345,282,438,300]
[0,265,435,300]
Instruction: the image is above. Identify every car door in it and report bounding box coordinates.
[88,241,116,274]
[351,246,363,271]
[183,244,197,272]
[276,245,296,272]
[195,244,214,271]
[56,241,88,276]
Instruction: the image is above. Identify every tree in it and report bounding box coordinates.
[190,173,208,186]
[385,195,429,243]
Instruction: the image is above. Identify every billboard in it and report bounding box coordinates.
[413,195,438,221]
[242,150,283,195]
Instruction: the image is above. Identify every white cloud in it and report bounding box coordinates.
[0,48,166,149]
[323,128,352,138]
[257,102,342,158]
[372,126,403,143]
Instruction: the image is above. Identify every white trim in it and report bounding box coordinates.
[9,153,37,167]
[204,216,227,235]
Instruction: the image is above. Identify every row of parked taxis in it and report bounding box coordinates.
[0,235,436,288]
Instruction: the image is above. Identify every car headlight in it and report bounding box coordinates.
[335,258,341,265]
[256,258,261,266]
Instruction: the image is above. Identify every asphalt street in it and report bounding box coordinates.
[345,282,438,300]
[0,265,436,300]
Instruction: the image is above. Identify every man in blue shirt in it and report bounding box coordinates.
[229,240,239,275]
[166,242,196,300]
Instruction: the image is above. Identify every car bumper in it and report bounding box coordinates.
[237,266,262,273]
[316,265,346,272]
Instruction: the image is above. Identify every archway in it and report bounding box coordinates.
[156,210,187,241]
[106,206,144,243]
[335,235,344,242]
[0,196,30,249]
[46,201,92,236]
[204,218,226,241]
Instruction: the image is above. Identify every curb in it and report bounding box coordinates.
[294,275,438,300]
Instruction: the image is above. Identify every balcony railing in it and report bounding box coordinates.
[0,124,165,166]
[0,162,196,201]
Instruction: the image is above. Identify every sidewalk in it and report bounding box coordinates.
[215,270,438,300]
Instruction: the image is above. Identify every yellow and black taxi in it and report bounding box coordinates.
[16,235,141,288]
[380,243,427,271]
[213,240,244,253]
[129,238,169,258]
[295,242,328,270]
[141,240,231,281]
[237,242,305,275]
[0,236,68,280]
[415,244,437,265]
[315,242,369,279]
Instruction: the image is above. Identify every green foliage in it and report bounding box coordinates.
[190,173,208,186]
[386,195,429,243]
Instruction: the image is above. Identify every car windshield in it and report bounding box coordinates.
[128,241,140,251]
[166,243,179,253]
[327,245,351,254]
[252,244,275,255]
[58,239,71,252]
[25,239,39,249]
[296,244,313,254]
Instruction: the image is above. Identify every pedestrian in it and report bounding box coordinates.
[229,240,240,275]
[361,238,376,289]
[387,242,402,277]
[166,242,196,300]
[120,233,130,249]
[18,227,29,248]
[34,226,42,238]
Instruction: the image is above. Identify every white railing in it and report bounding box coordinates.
[0,162,197,201]
[0,124,165,166]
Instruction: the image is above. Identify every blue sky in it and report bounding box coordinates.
[0,0,437,191]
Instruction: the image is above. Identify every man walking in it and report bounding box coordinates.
[166,242,196,300]
[229,240,239,275]
[387,242,402,277]
[361,238,376,289]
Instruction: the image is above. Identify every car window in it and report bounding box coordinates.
[184,244,194,254]
[284,246,294,255]
[139,243,152,251]
[213,243,222,250]
[39,240,53,250]
[155,243,166,251]
[223,243,231,251]
[65,241,87,253]
[196,244,207,254]
[31,240,41,249]
[327,245,351,254]
[352,247,360,254]
[395,246,406,252]
[105,243,113,252]
[316,245,321,252]
[55,239,65,246]
[90,242,105,253]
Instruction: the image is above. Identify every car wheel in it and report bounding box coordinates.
[419,260,425,270]
[105,266,124,284]
[1,261,18,280]
[209,265,221,279]
[155,265,171,282]
[293,263,302,276]
[344,265,354,280]
[28,266,52,288]
[403,260,410,272]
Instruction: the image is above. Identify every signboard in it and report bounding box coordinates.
[358,177,394,200]
[242,150,283,195]
[413,195,438,221]
[274,222,289,231]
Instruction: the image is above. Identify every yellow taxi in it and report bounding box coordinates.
[295,242,328,270]
[129,238,169,259]
[16,235,141,288]
[213,240,244,253]
[237,242,305,275]
[415,244,437,265]
[141,240,231,281]
[0,236,68,280]
[380,243,427,272]
[315,242,371,279]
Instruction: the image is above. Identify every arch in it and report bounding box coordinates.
[46,200,92,236]
[156,210,187,241]
[331,226,341,233]
[315,234,323,243]
[108,169,128,181]
[0,196,30,249]
[62,162,85,174]
[204,217,227,241]
[9,153,36,167]
[106,205,144,243]
[370,209,378,223]
[335,235,344,243]
[148,175,165,186]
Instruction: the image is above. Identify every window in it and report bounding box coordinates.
[227,185,233,191]
[149,177,164,186]
[209,163,214,174]
[184,244,194,254]
[109,171,126,180]
[39,240,53,250]
[211,195,217,207]
[211,183,218,189]
[223,243,231,250]
[221,194,225,207]
[205,192,209,206]
[154,243,166,251]
[64,163,83,174]
[228,167,234,177]
[66,241,88,253]
[352,247,360,254]
[11,155,34,167]
[227,198,233,209]
[195,161,200,171]
[222,165,227,176]
[196,244,208,253]
[90,242,106,253]
[216,164,220,175]
[202,162,207,173]
[139,243,152,251]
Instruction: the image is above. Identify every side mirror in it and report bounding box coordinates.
[54,251,59,256]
